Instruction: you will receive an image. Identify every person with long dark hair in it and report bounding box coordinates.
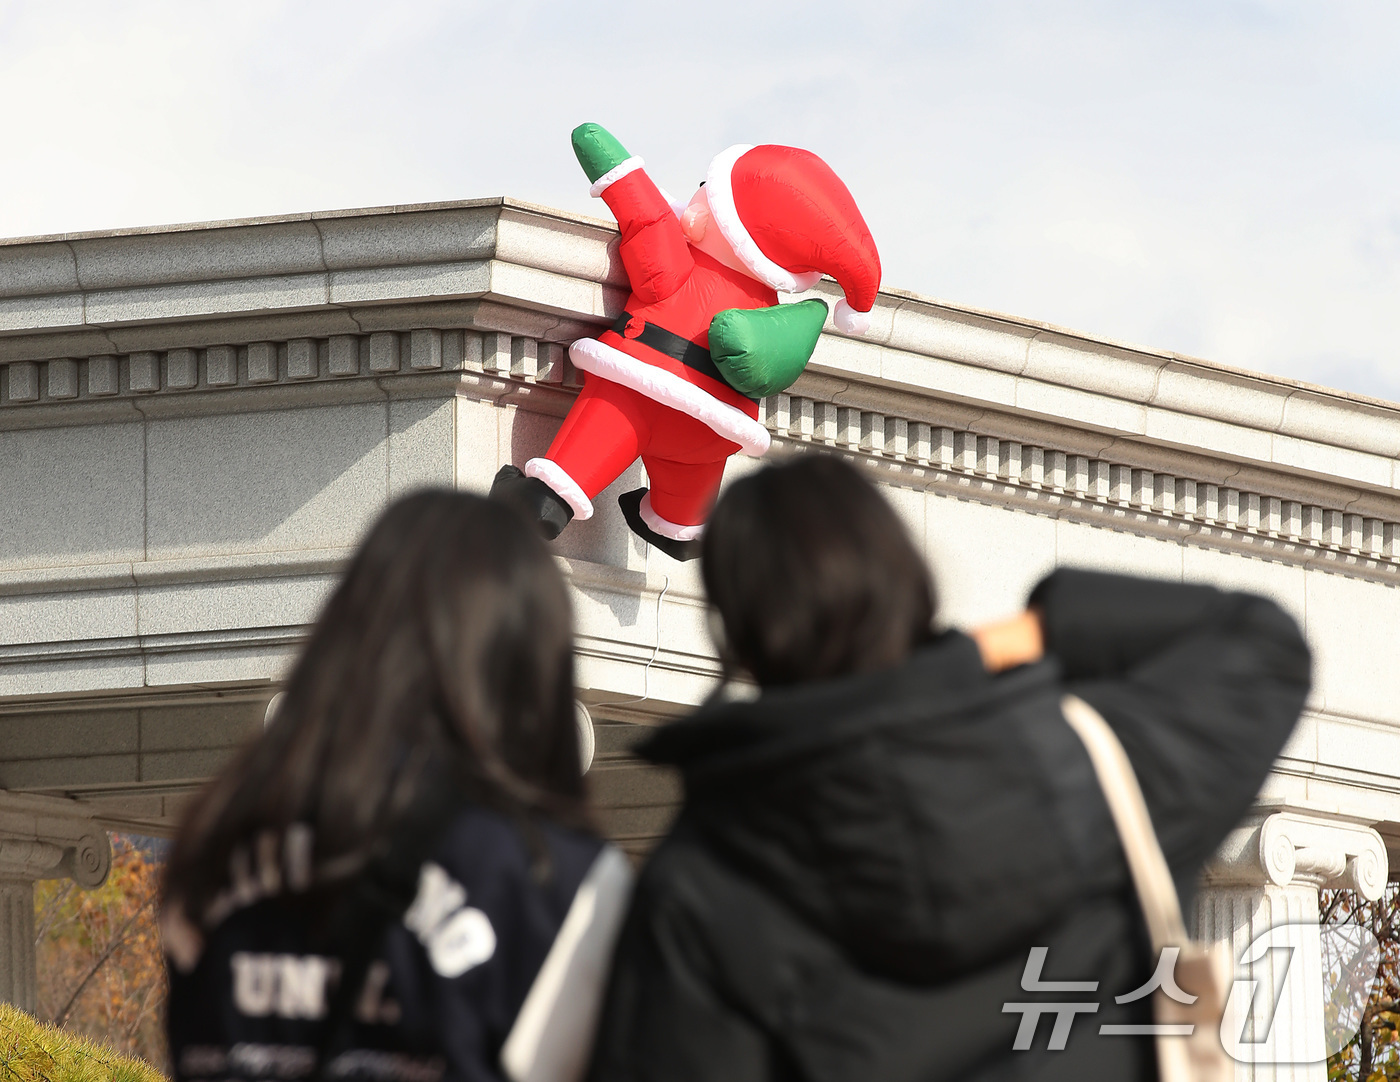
[587,453,1311,1080]
[163,490,630,1082]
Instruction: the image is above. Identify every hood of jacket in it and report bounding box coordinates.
[637,632,1114,984]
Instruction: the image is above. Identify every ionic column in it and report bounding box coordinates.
[0,794,113,1011]
[1195,809,1387,1081]
[1,878,38,1008]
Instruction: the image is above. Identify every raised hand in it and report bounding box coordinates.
[571,123,633,185]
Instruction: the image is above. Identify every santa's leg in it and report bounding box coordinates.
[618,454,728,562]
[492,375,647,538]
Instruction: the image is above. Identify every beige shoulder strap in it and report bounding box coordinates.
[1060,694,1187,951]
[1061,696,1233,1082]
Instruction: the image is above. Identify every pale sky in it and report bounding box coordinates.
[3,1,1397,402]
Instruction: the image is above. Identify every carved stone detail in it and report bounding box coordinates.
[4,332,1398,582]
[1205,809,1388,900]
[0,793,114,1008]
[0,792,113,890]
[0,331,578,408]
[1193,809,1383,1077]
[764,393,1400,580]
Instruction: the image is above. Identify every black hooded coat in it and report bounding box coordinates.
[586,569,1311,1081]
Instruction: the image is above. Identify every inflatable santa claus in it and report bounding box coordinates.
[491,123,881,560]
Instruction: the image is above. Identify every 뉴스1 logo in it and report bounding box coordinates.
[1003,922,1381,1061]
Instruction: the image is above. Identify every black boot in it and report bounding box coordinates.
[618,488,701,562]
[490,465,574,540]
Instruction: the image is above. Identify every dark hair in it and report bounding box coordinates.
[163,490,583,929]
[701,454,936,687]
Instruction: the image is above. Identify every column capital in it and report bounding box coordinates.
[1204,807,1388,900]
[0,792,112,888]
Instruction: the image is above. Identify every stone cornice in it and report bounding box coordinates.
[0,197,608,254]
[2,325,1395,585]
[768,408,1400,584]
[3,204,1400,586]
[2,192,1396,441]
[0,548,718,718]
[3,199,1399,495]
[799,287,1400,500]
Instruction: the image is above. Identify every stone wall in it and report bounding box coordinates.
[7,201,1399,837]
[3,201,1400,1062]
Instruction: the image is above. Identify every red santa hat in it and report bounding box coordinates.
[705,144,882,334]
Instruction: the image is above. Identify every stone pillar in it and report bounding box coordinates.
[0,793,114,1011]
[1,879,37,1008]
[1195,809,1387,1081]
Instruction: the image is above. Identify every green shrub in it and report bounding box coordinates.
[0,1004,165,1082]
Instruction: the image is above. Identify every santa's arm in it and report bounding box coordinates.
[572,124,693,304]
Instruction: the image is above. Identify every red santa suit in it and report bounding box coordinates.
[522,167,770,540]
[523,145,881,543]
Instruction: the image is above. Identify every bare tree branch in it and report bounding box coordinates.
[54,891,157,1029]
[33,880,77,947]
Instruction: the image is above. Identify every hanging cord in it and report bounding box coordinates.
[600,573,670,707]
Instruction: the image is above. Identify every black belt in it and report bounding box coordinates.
[608,312,757,401]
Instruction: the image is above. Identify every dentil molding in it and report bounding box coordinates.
[3,329,1398,585]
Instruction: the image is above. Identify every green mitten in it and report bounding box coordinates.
[709,300,828,398]
[572,123,632,185]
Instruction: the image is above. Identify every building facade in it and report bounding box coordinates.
[4,198,1400,1075]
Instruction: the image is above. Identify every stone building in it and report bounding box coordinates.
[3,198,1400,1075]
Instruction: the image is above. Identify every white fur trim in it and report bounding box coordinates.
[705,145,806,294]
[589,156,644,198]
[833,297,872,335]
[569,338,771,457]
[524,458,594,520]
[639,492,705,541]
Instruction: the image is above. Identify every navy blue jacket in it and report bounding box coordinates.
[168,806,628,1082]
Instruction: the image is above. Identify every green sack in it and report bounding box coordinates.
[709,300,828,398]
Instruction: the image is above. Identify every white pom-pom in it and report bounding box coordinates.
[834,298,871,335]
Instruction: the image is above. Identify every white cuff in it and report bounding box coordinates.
[524,458,594,520]
[589,156,645,198]
[567,338,771,458]
[640,493,705,541]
